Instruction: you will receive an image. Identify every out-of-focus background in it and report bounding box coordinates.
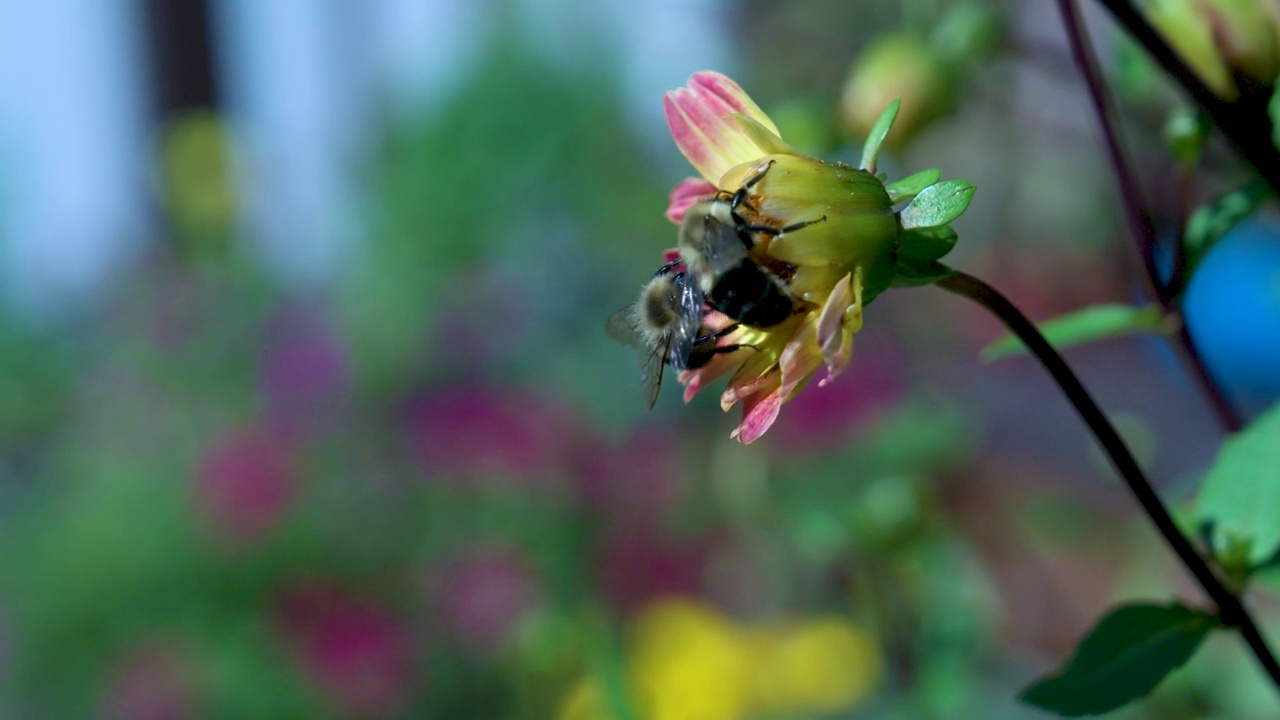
[2,1,1279,718]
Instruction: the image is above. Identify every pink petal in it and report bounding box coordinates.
[730,385,785,444]
[777,323,824,400]
[665,72,777,185]
[681,370,704,403]
[816,274,855,383]
[721,368,780,410]
[679,331,747,403]
[688,72,779,134]
[665,177,718,224]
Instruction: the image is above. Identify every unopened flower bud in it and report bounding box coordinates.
[1145,0,1280,99]
[838,33,953,150]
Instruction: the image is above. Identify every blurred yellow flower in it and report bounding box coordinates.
[557,677,622,720]
[159,111,240,244]
[629,598,753,720]
[556,598,884,720]
[746,617,883,714]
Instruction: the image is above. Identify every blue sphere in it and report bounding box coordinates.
[1183,220,1280,405]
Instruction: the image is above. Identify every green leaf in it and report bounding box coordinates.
[898,180,975,230]
[890,258,954,287]
[1196,401,1280,567]
[1182,180,1271,283]
[1020,602,1218,717]
[898,226,958,262]
[1270,78,1280,151]
[1163,110,1211,166]
[981,303,1166,361]
[859,98,900,173]
[886,168,941,204]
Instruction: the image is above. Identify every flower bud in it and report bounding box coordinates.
[838,33,954,150]
[1145,0,1280,99]
[720,154,898,301]
[658,72,974,443]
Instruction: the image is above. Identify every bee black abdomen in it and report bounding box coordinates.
[708,263,793,328]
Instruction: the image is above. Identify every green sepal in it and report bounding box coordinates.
[897,226,957,263]
[885,168,942,204]
[1182,179,1271,284]
[1020,602,1218,717]
[890,258,954,287]
[981,303,1166,361]
[898,180,975,230]
[859,98,900,173]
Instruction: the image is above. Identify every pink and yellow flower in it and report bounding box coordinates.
[661,71,970,443]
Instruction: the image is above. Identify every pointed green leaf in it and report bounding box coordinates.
[890,258,954,287]
[886,168,941,203]
[898,226,958,262]
[859,98,900,173]
[982,303,1166,361]
[1020,602,1218,717]
[1197,401,1280,567]
[1183,180,1271,283]
[898,180,975,230]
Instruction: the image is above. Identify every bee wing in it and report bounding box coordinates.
[666,273,703,371]
[640,338,667,410]
[607,302,666,410]
[702,214,749,275]
[605,304,643,348]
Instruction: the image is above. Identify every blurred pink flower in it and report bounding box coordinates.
[272,584,417,719]
[575,428,685,521]
[259,305,351,437]
[194,424,298,547]
[427,545,545,657]
[596,526,708,616]
[430,267,532,369]
[404,384,582,486]
[98,641,201,720]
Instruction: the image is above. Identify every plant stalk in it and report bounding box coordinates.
[935,268,1280,691]
[1056,0,1244,432]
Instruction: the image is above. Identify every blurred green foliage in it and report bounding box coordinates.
[0,2,1278,719]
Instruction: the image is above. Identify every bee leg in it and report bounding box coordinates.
[707,323,740,340]
[723,159,777,216]
[652,260,681,277]
[692,323,740,347]
[685,341,750,370]
[778,215,827,234]
[735,159,776,197]
[739,215,828,237]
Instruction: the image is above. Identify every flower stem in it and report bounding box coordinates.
[1055,0,1158,295]
[1055,0,1244,433]
[935,268,1280,692]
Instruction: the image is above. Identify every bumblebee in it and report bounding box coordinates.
[607,264,741,409]
[677,161,824,328]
